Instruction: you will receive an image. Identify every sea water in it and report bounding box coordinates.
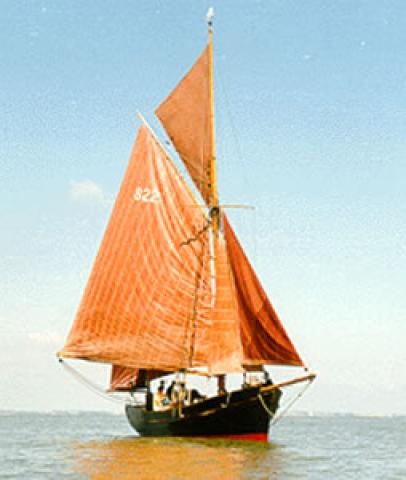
[0,411,405,479]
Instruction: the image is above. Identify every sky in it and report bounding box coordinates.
[1,1,405,415]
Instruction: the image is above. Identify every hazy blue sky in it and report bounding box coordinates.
[1,1,405,415]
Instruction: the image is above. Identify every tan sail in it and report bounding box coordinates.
[190,235,244,373]
[60,126,250,374]
[110,366,139,391]
[110,366,165,391]
[156,46,213,206]
[222,214,304,367]
[60,126,213,371]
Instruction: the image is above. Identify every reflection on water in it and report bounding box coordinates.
[2,414,404,479]
[69,436,284,480]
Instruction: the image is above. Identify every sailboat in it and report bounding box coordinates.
[58,10,315,442]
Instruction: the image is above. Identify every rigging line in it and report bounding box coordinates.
[180,220,212,247]
[216,65,249,187]
[258,392,276,418]
[269,380,314,427]
[253,207,257,266]
[217,67,258,266]
[59,359,128,405]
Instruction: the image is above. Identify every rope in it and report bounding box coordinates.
[180,221,211,247]
[269,380,314,427]
[59,359,128,405]
[216,65,248,185]
[258,392,275,418]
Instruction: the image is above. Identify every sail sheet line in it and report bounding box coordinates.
[60,360,127,404]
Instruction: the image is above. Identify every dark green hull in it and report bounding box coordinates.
[125,385,281,441]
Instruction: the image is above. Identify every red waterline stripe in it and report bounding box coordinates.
[197,433,268,442]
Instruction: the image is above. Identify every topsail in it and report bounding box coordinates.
[156,47,213,206]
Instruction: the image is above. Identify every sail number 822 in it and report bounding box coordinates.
[133,186,160,204]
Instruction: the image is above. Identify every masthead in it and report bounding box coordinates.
[206,7,214,29]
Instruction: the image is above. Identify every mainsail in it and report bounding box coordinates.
[61,126,214,371]
[60,125,243,374]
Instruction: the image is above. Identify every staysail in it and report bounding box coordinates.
[156,46,213,206]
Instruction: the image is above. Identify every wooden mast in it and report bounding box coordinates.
[208,8,225,393]
[207,8,218,234]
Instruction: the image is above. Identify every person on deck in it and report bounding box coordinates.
[217,375,227,395]
[177,380,187,404]
[263,371,273,386]
[166,380,176,403]
[190,388,205,403]
[154,384,166,410]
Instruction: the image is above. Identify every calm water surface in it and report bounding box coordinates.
[1,412,405,479]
